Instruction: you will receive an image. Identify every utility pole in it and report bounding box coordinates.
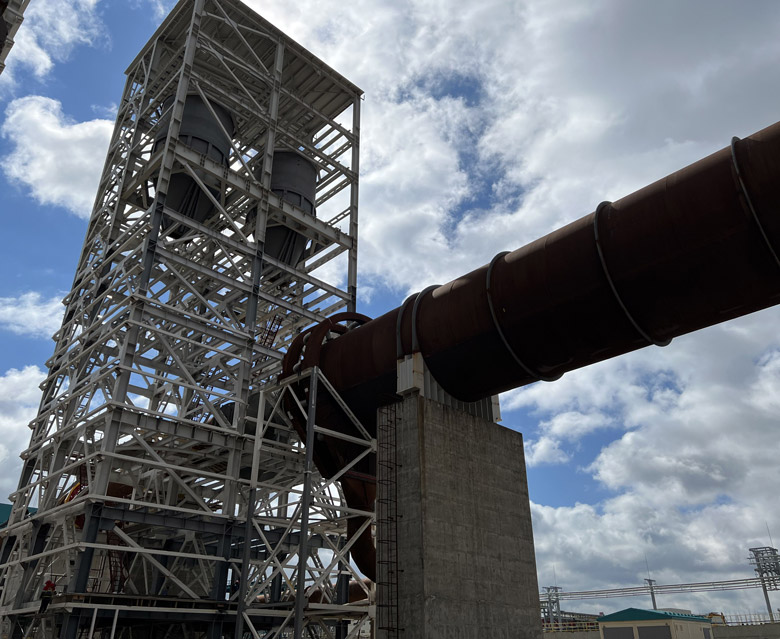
[545,586,563,628]
[749,547,780,622]
[645,578,658,610]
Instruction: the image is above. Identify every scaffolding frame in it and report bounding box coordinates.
[0,0,367,636]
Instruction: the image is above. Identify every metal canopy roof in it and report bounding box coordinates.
[129,0,362,126]
[599,608,712,624]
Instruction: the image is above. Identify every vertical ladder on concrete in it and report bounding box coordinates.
[377,402,401,638]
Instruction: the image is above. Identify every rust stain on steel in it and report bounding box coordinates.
[281,118,780,580]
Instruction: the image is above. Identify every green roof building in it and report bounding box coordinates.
[0,503,36,529]
[599,609,713,639]
[0,503,11,527]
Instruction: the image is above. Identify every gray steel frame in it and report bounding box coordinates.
[0,1,369,636]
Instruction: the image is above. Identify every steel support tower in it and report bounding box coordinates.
[749,546,780,622]
[0,1,369,637]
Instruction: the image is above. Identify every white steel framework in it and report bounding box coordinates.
[0,0,369,637]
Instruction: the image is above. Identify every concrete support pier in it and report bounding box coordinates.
[377,389,541,639]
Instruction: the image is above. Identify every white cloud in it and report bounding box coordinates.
[90,103,118,119]
[0,292,64,339]
[145,0,176,20]
[523,412,615,467]
[0,0,172,90]
[0,0,105,87]
[0,366,44,500]
[749,350,780,414]
[1,96,113,218]
[525,436,570,467]
[241,0,780,305]
[515,306,780,610]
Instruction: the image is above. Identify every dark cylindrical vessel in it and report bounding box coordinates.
[270,150,317,214]
[251,151,318,267]
[154,94,235,236]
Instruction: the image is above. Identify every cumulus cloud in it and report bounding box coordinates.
[0,366,45,499]
[515,307,780,610]
[0,0,105,87]
[0,0,173,90]
[0,292,64,338]
[525,436,570,467]
[249,0,780,294]
[1,96,113,218]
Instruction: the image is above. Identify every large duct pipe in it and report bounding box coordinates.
[296,118,780,410]
[281,118,780,579]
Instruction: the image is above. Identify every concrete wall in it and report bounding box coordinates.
[713,624,780,639]
[379,392,541,639]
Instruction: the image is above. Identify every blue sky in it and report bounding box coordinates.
[2,0,780,616]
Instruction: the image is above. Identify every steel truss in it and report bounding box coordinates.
[0,0,367,636]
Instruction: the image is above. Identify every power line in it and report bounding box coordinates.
[541,577,765,601]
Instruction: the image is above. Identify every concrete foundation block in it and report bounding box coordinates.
[377,392,541,639]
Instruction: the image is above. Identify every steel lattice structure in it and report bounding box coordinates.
[749,546,779,622]
[749,547,780,591]
[0,1,370,637]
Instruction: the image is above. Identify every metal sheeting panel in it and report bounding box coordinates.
[638,626,673,639]
[605,627,636,639]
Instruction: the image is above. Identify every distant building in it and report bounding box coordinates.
[599,608,713,639]
[0,503,12,528]
[0,503,35,529]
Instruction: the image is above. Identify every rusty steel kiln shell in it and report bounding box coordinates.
[306,119,780,407]
[282,118,780,580]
